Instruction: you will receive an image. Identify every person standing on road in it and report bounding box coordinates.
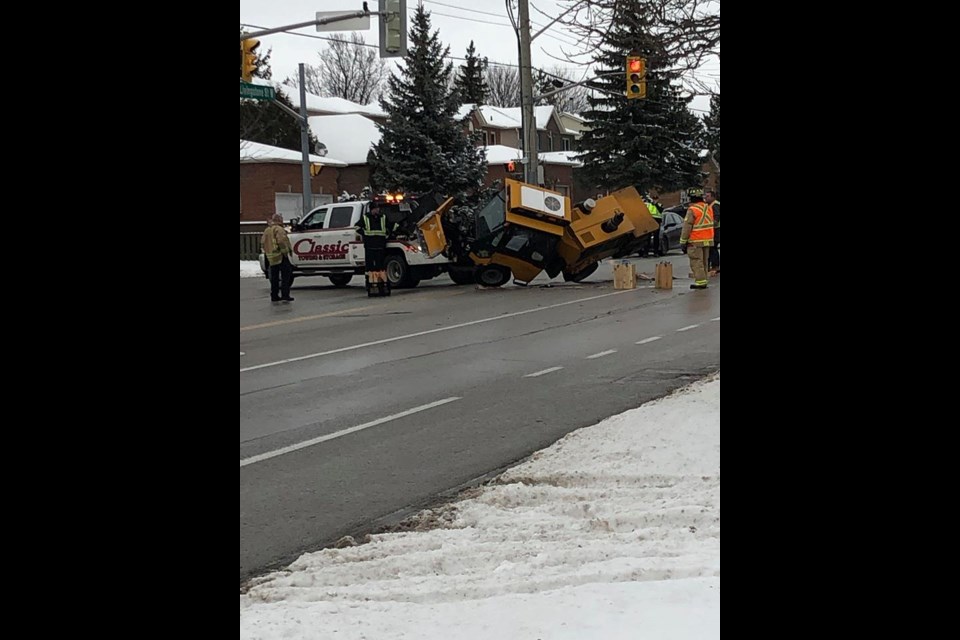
[705,189,720,275]
[644,193,664,257]
[261,213,294,302]
[679,188,715,290]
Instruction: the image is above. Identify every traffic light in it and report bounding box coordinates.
[378,0,407,58]
[506,161,516,173]
[626,56,646,100]
[241,38,260,82]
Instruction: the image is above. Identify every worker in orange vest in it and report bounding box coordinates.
[679,188,715,290]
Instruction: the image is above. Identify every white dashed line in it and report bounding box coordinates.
[636,336,662,345]
[677,324,700,332]
[524,366,564,378]
[710,317,720,322]
[587,350,617,359]
[240,352,246,356]
[240,397,462,468]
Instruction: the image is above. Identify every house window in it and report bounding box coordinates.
[487,131,496,146]
[562,138,571,151]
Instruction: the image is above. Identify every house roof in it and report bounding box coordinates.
[483,145,583,167]
[239,139,347,166]
[250,79,387,118]
[473,105,563,132]
[308,114,382,165]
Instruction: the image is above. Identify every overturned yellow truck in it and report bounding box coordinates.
[417,179,661,287]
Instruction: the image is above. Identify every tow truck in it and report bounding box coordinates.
[258,192,476,288]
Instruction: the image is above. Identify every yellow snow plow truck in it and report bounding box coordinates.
[417,179,660,287]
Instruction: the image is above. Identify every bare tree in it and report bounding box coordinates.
[535,66,590,114]
[485,64,521,108]
[547,0,720,96]
[286,33,386,105]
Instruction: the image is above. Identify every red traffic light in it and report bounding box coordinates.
[629,59,642,72]
[506,161,516,172]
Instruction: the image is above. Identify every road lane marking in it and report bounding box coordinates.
[240,290,470,333]
[241,304,381,332]
[711,316,720,322]
[587,350,617,359]
[241,288,642,373]
[677,324,700,332]
[240,352,245,356]
[524,366,564,378]
[240,397,462,468]
[636,336,662,345]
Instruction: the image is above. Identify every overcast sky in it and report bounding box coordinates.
[239,0,717,114]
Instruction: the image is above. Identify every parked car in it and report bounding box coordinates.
[658,207,685,255]
[638,206,686,256]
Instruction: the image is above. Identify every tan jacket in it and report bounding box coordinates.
[261,222,292,266]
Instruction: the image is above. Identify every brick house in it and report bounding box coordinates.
[239,140,347,223]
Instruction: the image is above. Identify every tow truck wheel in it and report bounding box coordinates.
[385,254,419,288]
[328,274,352,287]
[476,264,511,287]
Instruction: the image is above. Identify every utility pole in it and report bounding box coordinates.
[517,0,539,185]
[298,64,312,217]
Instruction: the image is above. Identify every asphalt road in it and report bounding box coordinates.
[240,255,720,582]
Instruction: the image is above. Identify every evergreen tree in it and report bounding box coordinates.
[702,92,720,163]
[370,6,486,196]
[454,41,489,105]
[239,31,319,153]
[578,7,704,194]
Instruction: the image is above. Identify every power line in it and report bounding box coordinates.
[238,18,587,71]
[422,0,508,20]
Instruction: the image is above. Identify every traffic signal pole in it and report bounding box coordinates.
[239,10,376,41]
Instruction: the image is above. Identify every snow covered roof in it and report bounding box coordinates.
[475,105,560,131]
[483,145,583,167]
[250,79,387,118]
[457,103,477,121]
[308,114,382,165]
[239,140,347,167]
[476,106,522,129]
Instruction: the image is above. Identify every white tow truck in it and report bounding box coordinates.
[259,193,474,288]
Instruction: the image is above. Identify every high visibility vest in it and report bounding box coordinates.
[688,202,715,245]
[362,213,387,237]
[646,202,662,219]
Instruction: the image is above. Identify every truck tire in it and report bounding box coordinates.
[476,264,511,287]
[328,274,352,287]
[448,268,475,285]
[386,254,419,288]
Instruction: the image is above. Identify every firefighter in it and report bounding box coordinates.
[357,202,391,296]
[261,213,294,302]
[705,189,720,274]
[679,188,715,290]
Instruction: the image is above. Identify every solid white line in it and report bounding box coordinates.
[239,397,462,468]
[677,324,700,332]
[241,289,641,373]
[524,366,564,378]
[635,336,662,345]
[710,317,720,322]
[587,349,617,359]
